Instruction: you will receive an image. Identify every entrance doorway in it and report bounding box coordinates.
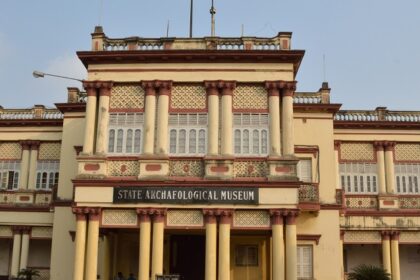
[170,234,205,280]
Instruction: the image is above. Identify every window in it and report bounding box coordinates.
[36,161,59,190]
[233,113,269,156]
[297,159,312,182]
[168,114,207,155]
[297,245,313,279]
[108,113,143,154]
[395,164,420,194]
[339,163,378,194]
[235,245,258,266]
[0,161,20,190]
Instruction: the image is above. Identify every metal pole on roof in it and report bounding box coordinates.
[189,0,194,37]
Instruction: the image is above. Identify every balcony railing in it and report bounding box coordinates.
[0,190,52,206]
[0,106,63,120]
[299,183,319,203]
[335,107,420,122]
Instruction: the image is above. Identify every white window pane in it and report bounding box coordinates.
[179,129,186,153]
[198,129,206,154]
[170,130,177,154]
[234,129,241,154]
[134,130,141,153]
[116,129,124,153]
[108,129,115,153]
[261,130,268,154]
[243,130,249,154]
[126,129,133,153]
[297,159,312,182]
[189,129,197,154]
[252,130,259,154]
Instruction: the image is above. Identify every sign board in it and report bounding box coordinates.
[113,187,258,205]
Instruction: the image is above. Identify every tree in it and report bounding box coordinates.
[17,268,40,280]
[348,264,391,280]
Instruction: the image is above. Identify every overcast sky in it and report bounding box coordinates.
[0,0,419,110]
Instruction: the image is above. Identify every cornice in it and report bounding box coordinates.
[55,103,86,113]
[334,121,420,130]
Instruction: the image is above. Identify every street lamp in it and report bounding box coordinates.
[32,70,84,82]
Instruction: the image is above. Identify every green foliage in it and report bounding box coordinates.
[17,268,40,280]
[347,264,391,280]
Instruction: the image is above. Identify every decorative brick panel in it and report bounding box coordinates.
[31,227,52,238]
[400,231,420,243]
[167,210,203,227]
[233,161,267,177]
[108,160,139,176]
[233,85,267,110]
[399,197,420,209]
[395,144,420,161]
[102,209,138,226]
[344,231,381,243]
[0,192,16,203]
[340,143,375,161]
[35,193,52,205]
[0,225,12,237]
[233,210,270,228]
[170,85,206,110]
[110,84,145,109]
[0,143,22,159]
[39,143,61,160]
[345,196,378,209]
[169,160,204,177]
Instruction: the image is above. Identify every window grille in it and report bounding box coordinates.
[168,114,207,155]
[297,159,312,182]
[339,163,378,194]
[395,164,420,194]
[0,161,20,190]
[297,245,313,279]
[108,113,144,154]
[36,160,59,190]
[233,113,269,156]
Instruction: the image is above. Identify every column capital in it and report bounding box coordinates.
[203,209,218,224]
[284,210,300,225]
[84,207,101,221]
[281,81,297,97]
[390,231,400,241]
[216,209,233,224]
[381,230,391,240]
[72,207,87,221]
[141,81,158,96]
[98,81,114,96]
[29,141,40,151]
[155,80,173,95]
[374,141,385,151]
[20,226,32,235]
[150,208,166,223]
[265,81,283,97]
[136,208,152,223]
[204,81,220,95]
[383,141,396,152]
[269,209,284,225]
[334,140,341,151]
[219,81,236,95]
[19,141,31,150]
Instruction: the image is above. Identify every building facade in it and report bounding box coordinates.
[0,26,419,280]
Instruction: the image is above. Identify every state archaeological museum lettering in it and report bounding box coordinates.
[1,24,420,280]
[114,187,258,204]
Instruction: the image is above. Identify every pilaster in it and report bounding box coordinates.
[137,208,152,280]
[27,141,40,190]
[72,208,87,280]
[217,209,232,280]
[203,209,217,280]
[270,209,285,280]
[281,81,297,157]
[151,208,166,280]
[85,207,101,280]
[95,82,113,155]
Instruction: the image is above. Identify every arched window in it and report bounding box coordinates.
[126,129,133,153]
[170,130,177,153]
[198,129,206,154]
[134,129,141,153]
[243,130,250,154]
[234,129,241,154]
[116,129,124,153]
[261,130,268,154]
[189,129,196,154]
[179,129,186,153]
[252,130,259,154]
[108,129,115,152]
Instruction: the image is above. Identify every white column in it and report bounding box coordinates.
[19,142,31,189]
[73,209,87,280]
[85,208,100,280]
[10,227,22,278]
[285,212,298,280]
[374,142,387,194]
[151,209,165,280]
[95,82,113,155]
[19,227,31,270]
[220,82,235,156]
[270,210,285,280]
[205,82,220,156]
[82,83,98,154]
[266,82,281,156]
[384,142,396,194]
[334,141,341,189]
[390,232,400,280]
[281,82,296,156]
[155,81,171,155]
[381,231,392,275]
[204,210,217,280]
[218,210,232,280]
[137,209,151,280]
[27,143,39,190]
[142,82,157,155]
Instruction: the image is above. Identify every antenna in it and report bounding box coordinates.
[189,0,194,37]
[98,0,104,26]
[166,20,170,37]
[210,0,216,36]
[323,54,327,82]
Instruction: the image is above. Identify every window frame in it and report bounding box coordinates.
[233,113,269,157]
[108,113,144,155]
[35,160,60,190]
[339,162,378,194]
[0,160,21,190]
[297,245,314,280]
[395,163,420,194]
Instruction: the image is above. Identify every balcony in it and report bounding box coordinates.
[0,190,52,207]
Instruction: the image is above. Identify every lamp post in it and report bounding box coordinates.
[32,70,84,82]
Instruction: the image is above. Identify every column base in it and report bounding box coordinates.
[204,156,234,180]
[138,157,169,180]
[267,156,299,181]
